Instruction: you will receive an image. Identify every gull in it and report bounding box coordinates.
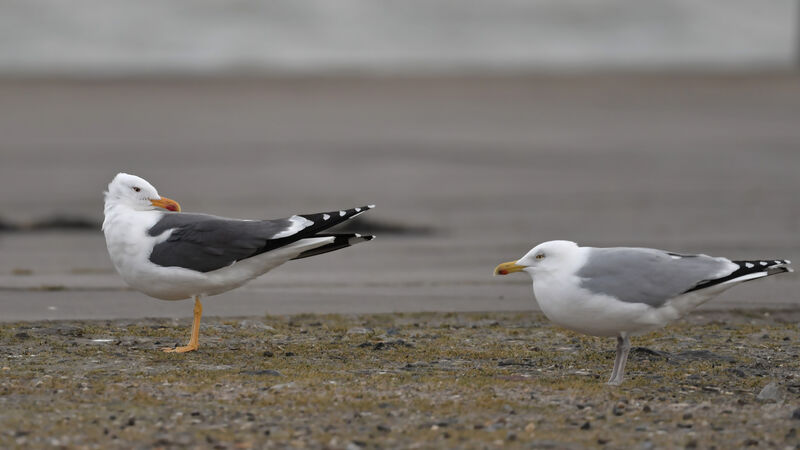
[494,240,793,385]
[103,173,375,353]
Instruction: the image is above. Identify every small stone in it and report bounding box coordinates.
[643,405,652,413]
[269,382,296,392]
[524,422,536,432]
[239,320,276,331]
[743,438,758,446]
[756,382,781,402]
[791,408,800,420]
[612,404,625,416]
[174,433,193,445]
[682,413,693,420]
[376,424,390,432]
[346,327,371,335]
[262,351,274,357]
[241,369,283,377]
[580,422,591,430]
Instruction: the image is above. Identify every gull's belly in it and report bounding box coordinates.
[533,280,665,337]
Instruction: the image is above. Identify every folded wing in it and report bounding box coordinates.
[148,206,374,272]
[577,248,736,307]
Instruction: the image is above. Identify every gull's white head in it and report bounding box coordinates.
[104,173,181,212]
[494,240,580,276]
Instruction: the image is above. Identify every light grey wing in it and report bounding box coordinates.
[577,247,734,307]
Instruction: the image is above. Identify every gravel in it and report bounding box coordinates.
[1,310,799,448]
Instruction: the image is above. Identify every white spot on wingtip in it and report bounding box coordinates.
[355,233,361,238]
[368,204,376,209]
[745,263,754,268]
[759,261,768,266]
[355,207,361,212]
[670,255,681,259]
[773,260,782,264]
[339,210,346,216]
[322,214,330,220]
[786,260,791,264]
[272,215,314,238]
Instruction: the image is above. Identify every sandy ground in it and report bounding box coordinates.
[2,311,799,449]
[0,75,799,320]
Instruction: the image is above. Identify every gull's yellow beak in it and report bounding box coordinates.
[494,261,526,276]
[150,196,181,212]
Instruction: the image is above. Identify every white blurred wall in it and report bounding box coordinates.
[0,0,796,75]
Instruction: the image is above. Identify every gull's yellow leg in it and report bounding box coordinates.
[163,296,202,353]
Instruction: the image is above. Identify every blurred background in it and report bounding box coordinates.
[1,0,798,320]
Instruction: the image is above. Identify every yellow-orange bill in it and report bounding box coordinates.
[150,196,181,212]
[493,261,526,276]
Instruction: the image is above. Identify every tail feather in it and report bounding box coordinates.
[292,233,375,260]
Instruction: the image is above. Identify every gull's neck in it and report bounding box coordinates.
[102,197,158,231]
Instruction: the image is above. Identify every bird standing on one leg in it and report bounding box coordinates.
[102,172,375,353]
[494,240,793,385]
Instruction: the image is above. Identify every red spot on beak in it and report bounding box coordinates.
[165,204,177,211]
[498,269,508,275]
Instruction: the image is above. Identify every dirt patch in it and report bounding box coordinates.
[1,311,799,449]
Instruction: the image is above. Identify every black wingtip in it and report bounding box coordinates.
[685,259,793,294]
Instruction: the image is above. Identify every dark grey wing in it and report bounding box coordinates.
[577,247,735,307]
[148,205,374,272]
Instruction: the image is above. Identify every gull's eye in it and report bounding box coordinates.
[535,253,545,260]
[132,186,141,193]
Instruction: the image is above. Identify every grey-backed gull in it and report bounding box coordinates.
[494,240,792,385]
